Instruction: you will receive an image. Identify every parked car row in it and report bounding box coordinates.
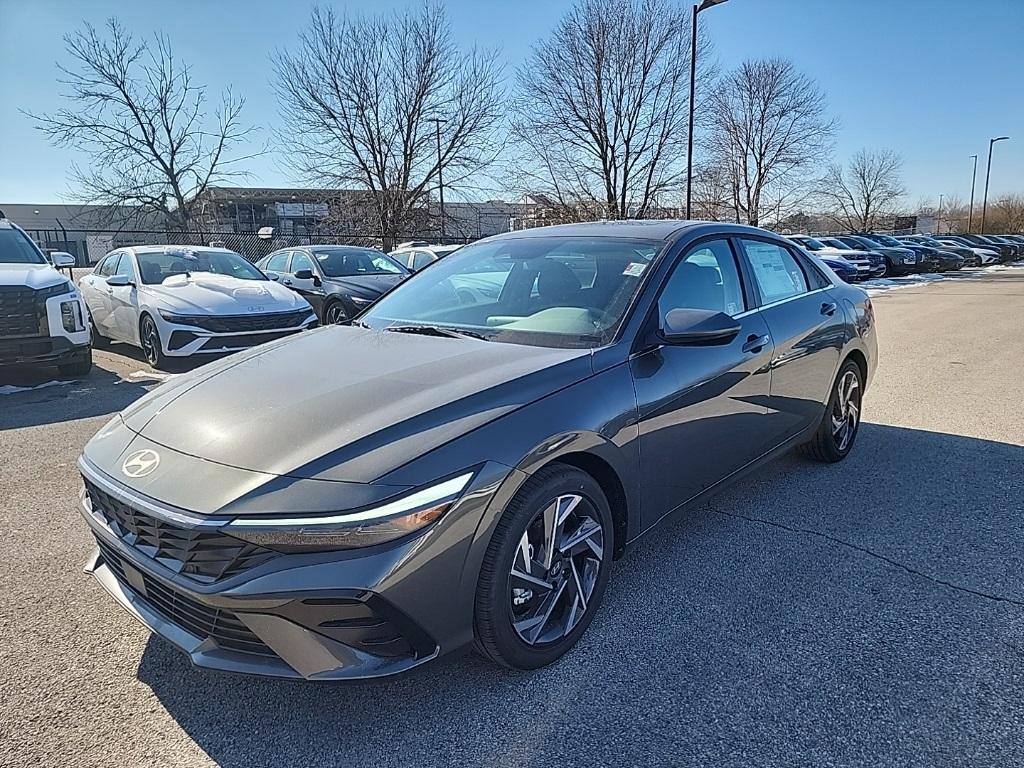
[785,230,1021,282]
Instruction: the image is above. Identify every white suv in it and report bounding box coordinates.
[0,214,91,375]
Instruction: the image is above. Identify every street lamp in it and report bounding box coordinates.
[936,194,944,234]
[967,154,978,232]
[429,117,447,241]
[685,0,729,221]
[980,136,1009,233]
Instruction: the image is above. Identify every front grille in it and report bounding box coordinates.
[95,538,277,658]
[84,478,275,583]
[0,286,44,336]
[171,309,311,333]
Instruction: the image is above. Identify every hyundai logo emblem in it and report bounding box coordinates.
[122,449,160,478]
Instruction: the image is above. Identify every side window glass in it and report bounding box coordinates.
[793,249,831,289]
[112,253,134,280]
[658,239,745,318]
[741,239,809,304]
[291,251,315,274]
[413,252,434,270]
[266,252,290,272]
[96,254,117,276]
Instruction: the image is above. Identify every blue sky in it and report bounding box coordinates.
[2,0,1022,206]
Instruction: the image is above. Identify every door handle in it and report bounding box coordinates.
[742,334,770,354]
[821,302,837,316]
[283,279,293,286]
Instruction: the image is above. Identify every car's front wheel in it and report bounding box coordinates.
[800,360,863,463]
[474,465,613,670]
[324,300,349,325]
[139,314,168,370]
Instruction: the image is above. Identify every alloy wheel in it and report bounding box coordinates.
[831,370,861,452]
[141,318,160,366]
[325,303,348,324]
[509,494,604,646]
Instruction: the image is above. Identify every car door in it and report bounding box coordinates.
[629,238,776,527]
[81,253,116,331]
[285,250,326,316]
[736,237,845,445]
[263,250,292,281]
[106,251,140,343]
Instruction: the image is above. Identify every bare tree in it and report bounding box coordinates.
[818,148,906,231]
[511,0,709,220]
[704,58,836,227]
[989,194,1024,234]
[274,3,503,249]
[30,19,256,230]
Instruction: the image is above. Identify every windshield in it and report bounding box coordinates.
[796,237,827,250]
[136,249,266,285]
[361,236,662,349]
[838,237,868,250]
[312,247,405,277]
[0,225,46,264]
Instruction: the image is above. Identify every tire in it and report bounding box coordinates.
[139,314,168,370]
[58,347,92,377]
[474,464,614,670]
[323,300,349,325]
[88,311,108,348]
[800,359,863,463]
[876,261,889,278]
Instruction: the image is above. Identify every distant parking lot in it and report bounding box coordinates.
[2,267,1023,767]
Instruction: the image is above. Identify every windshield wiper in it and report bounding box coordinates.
[384,324,489,341]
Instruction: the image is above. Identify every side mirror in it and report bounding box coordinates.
[661,308,741,345]
[294,269,314,281]
[106,274,133,287]
[265,271,281,281]
[51,251,76,267]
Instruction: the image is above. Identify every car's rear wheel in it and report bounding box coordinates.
[140,314,168,370]
[800,360,863,463]
[324,300,348,325]
[88,311,108,348]
[474,465,613,670]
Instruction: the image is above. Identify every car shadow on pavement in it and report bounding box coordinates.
[0,365,152,431]
[136,423,1024,768]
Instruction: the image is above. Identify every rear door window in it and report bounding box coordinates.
[740,239,810,305]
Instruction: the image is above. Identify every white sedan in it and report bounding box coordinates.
[80,246,316,368]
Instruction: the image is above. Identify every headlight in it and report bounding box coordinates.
[158,310,194,325]
[349,296,373,307]
[37,281,74,301]
[60,300,84,332]
[225,472,474,551]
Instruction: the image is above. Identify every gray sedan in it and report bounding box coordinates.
[76,221,877,680]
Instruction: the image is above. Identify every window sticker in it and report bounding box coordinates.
[623,262,647,277]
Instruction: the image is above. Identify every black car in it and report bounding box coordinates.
[258,246,411,324]
[979,235,1022,261]
[832,235,922,275]
[856,233,959,272]
[900,235,980,267]
[78,221,877,680]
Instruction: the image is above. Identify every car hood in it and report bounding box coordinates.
[142,273,309,314]
[323,273,406,298]
[0,262,72,289]
[118,325,594,483]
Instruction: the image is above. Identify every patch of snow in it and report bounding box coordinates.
[0,380,71,396]
[127,370,179,382]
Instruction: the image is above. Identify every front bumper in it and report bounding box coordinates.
[78,460,517,680]
[0,334,89,367]
[158,312,318,358]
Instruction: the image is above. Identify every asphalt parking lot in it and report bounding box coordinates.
[2,267,1023,767]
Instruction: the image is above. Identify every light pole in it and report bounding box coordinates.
[980,136,1009,233]
[967,154,978,232]
[685,0,729,220]
[936,194,943,234]
[429,117,446,241]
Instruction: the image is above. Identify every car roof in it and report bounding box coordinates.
[123,245,239,256]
